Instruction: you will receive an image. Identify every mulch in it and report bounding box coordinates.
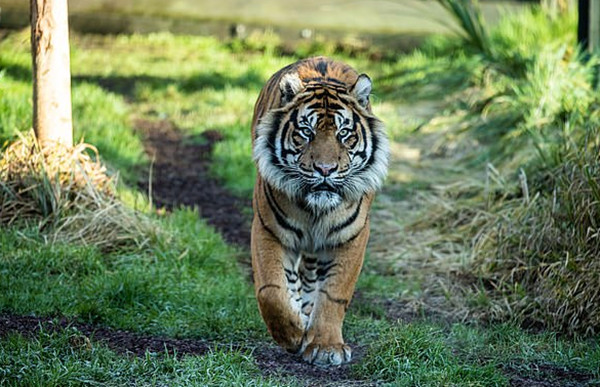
[134,118,251,248]
[1,118,595,386]
[0,313,367,386]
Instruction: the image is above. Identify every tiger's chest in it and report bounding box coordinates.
[274,199,368,327]
[273,198,366,253]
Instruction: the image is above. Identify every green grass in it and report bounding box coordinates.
[2,5,600,384]
[0,210,264,341]
[408,3,600,336]
[0,329,279,386]
[347,318,600,385]
[450,323,600,377]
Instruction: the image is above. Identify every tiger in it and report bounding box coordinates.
[251,56,389,367]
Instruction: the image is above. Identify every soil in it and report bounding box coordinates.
[0,313,368,386]
[1,118,595,386]
[136,118,366,384]
[134,118,251,248]
[505,363,595,387]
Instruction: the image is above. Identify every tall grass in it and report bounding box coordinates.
[428,2,600,335]
[468,121,600,335]
[0,132,155,251]
[436,0,492,58]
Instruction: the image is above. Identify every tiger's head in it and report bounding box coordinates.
[254,70,389,211]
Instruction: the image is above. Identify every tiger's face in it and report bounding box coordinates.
[254,73,388,211]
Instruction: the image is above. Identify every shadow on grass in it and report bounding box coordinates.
[376,59,475,103]
[72,68,264,100]
[0,60,30,82]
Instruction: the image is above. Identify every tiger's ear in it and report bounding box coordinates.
[279,73,304,105]
[351,74,372,108]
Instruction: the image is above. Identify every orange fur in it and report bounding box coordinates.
[251,57,388,366]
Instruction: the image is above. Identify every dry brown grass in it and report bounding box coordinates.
[470,157,600,336]
[0,131,155,251]
[412,152,600,336]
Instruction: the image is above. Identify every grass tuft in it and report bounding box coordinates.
[469,124,600,335]
[413,3,600,336]
[0,132,155,251]
[353,322,506,385]
[436,0,492,58]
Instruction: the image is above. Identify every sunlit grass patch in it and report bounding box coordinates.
[450,323,600,378]
[353,322,507,386]
[71,82,146,182]
[0,329,278,386]
[0,34,146,183]
[0,77,31,140]
[0,207,264,340]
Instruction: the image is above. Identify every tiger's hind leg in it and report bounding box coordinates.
[300,224,370,367]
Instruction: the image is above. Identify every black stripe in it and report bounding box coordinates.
[259,284,281,293]
[301,276,317,284]
[326,77,346,86]
[319,273,337,281]
[303,256,317,264]
[318,260,337,272]
[255,198,281,243]
[315,60,328,75]
[327,102,345,111]
[267,112,283,165]
[328,198,363,237]
[284,269,298,281]
[266,184,288,219]
[279,114,296,159]
[306,101,322,110]
[317,262,338,280]
[264,184,304,240]
[319,289,349,307]
[354,112,368,151]
[365,117,380,169]
[304,80,347,91]
[329,218,368,249]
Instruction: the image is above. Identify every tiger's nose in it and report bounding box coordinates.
[314,162,338,177]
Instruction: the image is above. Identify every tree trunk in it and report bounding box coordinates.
[30,0,73,148]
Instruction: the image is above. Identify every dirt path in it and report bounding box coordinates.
[135,118,251,248]
[130,108,596,387]
[0,312,370,386]
[2,110,596,385]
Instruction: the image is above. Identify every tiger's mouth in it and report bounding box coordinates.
[310,182,337,193]
[305,183,343,210]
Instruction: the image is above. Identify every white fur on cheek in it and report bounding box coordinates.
[253,106,390,209]
[253,111,303,200]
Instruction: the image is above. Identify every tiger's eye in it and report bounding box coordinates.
[338,129,350,137]
[301,128,313,138]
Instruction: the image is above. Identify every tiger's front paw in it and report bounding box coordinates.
[271,319,305,354]
[302,343,352,367]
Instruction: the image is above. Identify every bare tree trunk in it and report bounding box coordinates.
[30,0,73,148]
[578,0,600,52]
